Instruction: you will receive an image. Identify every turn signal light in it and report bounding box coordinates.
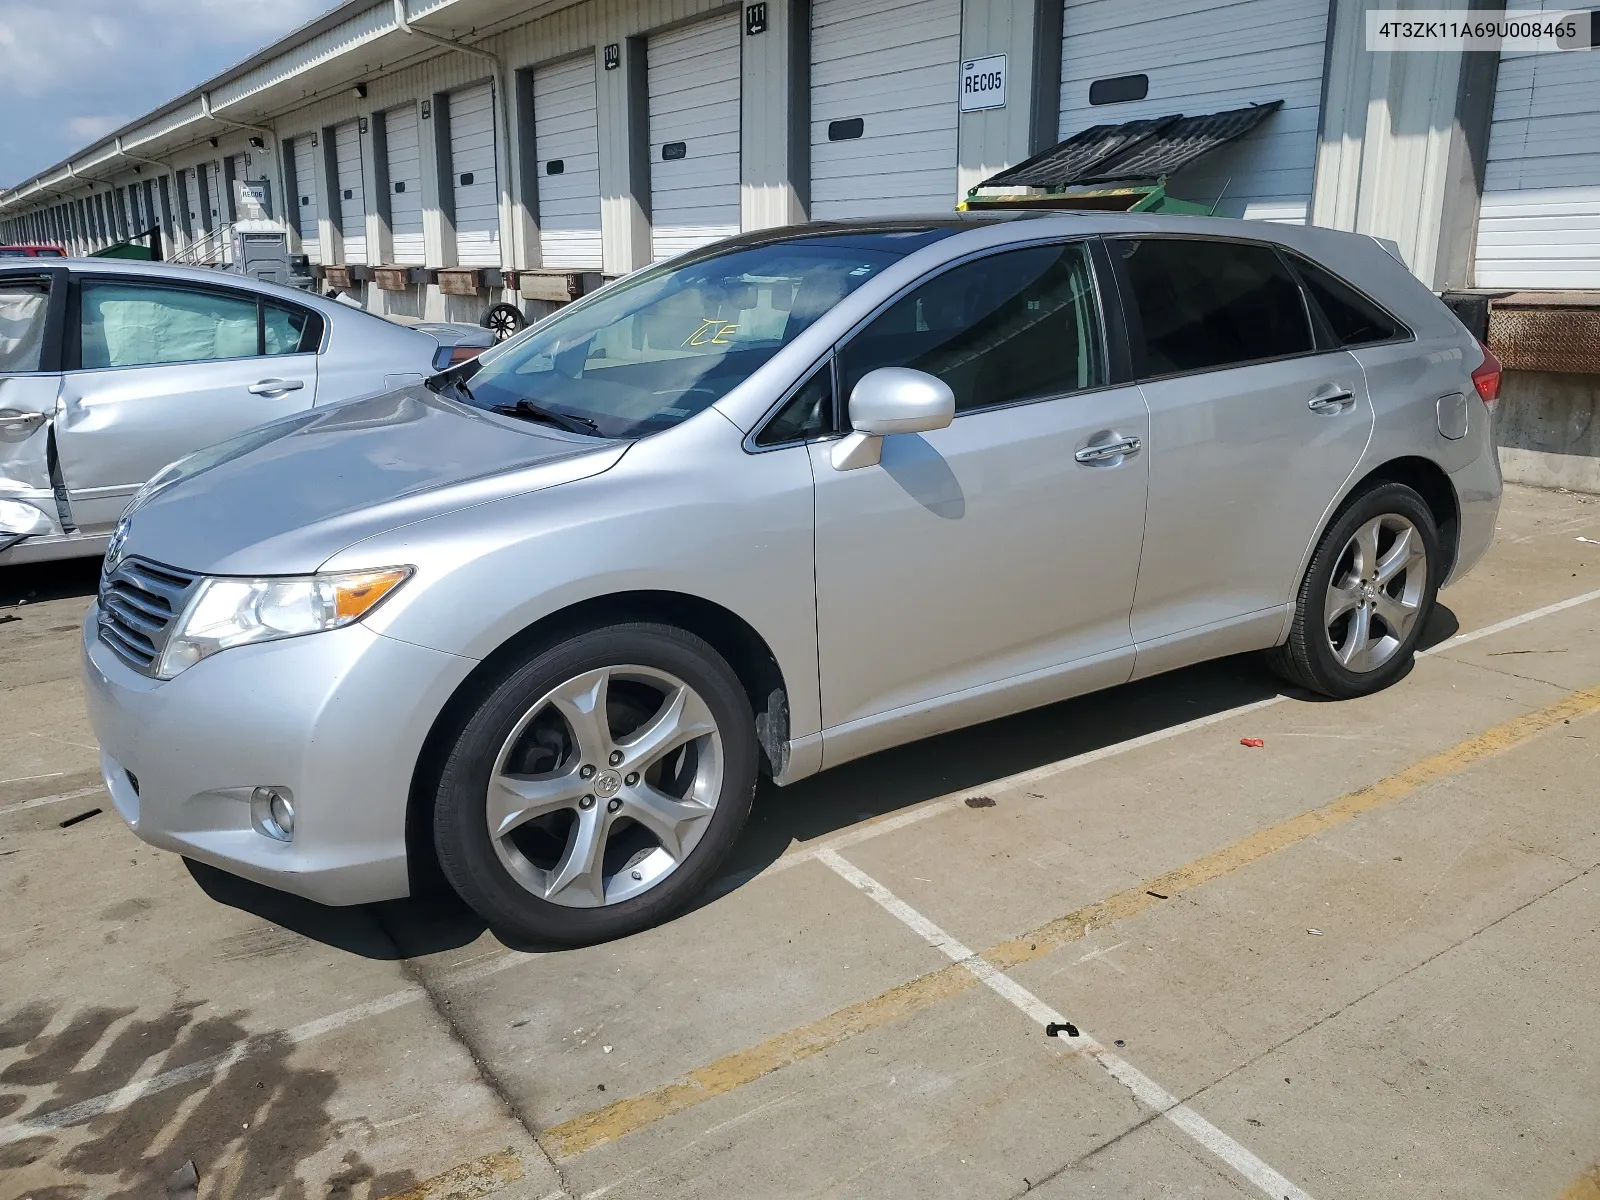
[1471,342,1502,411]
[330,568,410,620]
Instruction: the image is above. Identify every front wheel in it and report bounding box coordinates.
[432,623,757,945]
[1267,482,1442,699]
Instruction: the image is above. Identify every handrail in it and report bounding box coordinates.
[171,221,233,266]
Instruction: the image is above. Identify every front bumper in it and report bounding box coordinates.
[82,607,477,905]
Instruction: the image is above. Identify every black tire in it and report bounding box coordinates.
[482,302,526,342]
[432,623,757,945]
[1267,482,1442,699]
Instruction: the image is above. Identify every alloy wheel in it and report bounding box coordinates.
[485,665,723,907]
[484,304,525,342]
[1323,513,1429,673]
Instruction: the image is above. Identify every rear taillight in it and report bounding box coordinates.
[1471,342,1502,411]
[449,345,482,365]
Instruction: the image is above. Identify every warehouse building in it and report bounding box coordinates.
[3,0,1598,482]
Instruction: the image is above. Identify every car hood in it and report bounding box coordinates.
[120,387,628,575]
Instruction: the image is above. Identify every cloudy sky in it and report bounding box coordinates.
[0,0,335,187]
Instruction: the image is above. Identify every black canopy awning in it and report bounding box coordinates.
[978,100,1284,191]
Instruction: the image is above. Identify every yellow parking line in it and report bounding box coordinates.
[540,683,1600,1160]
[377,1150,524,1200]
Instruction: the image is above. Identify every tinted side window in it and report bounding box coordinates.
[1287,252,1402,347]
[840,242,1106,415]
[754,360,834,446]
[0,275,50,373]
[1117,238,1312,377]
[80,281,258,369]
[264,302,323,355]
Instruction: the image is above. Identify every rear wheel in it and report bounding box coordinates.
[432,623,757,945]
[483,302,526,342]
[1267,482,1441,699]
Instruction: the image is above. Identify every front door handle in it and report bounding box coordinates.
[0,409,47,431]
[248,378,305,396]
[1307,385,1356,414]
[1075,435,1142,464]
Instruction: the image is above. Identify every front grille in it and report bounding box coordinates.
[98,557,199,675]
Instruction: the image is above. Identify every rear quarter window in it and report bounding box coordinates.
[1285,251,1406,347]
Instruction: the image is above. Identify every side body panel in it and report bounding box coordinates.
[809,383,1150,769]
[1129,349,1374,677]
[55,354,319,533]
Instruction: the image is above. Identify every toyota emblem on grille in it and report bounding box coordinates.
[104,515,131,573]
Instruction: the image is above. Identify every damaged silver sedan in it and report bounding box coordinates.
[0,259,488,563]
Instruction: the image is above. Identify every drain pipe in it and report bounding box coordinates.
[199,92,276,145]
[391,0,512,270]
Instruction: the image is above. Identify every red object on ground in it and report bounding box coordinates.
[1240,737,1265,748]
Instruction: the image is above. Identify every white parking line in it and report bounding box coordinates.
[0,784,105,816]
[752,583,1600,882]
[817,848,1315,1200]
[1418,585,1600,655]
[7,586,1598,1150]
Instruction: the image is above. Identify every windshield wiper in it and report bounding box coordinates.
[491,398,602,437]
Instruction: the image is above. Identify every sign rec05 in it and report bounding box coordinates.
[960,55,1006,112]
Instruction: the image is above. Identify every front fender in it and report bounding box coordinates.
[324,412,824,742]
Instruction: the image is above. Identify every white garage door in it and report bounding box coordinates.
[451,80,501,267]
[385,104,425,264]
[227,153,247,220]
[810,0,961,220]
[534,56,603,270]
[293,136,322,263]
[183,169,204,239]
[648,13,741,261]
[1474,1,1600,289]
[333,120,367,263]
[1058,0,1328,222]
[205,163,222,231]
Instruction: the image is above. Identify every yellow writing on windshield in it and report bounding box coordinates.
[683,319,741,347]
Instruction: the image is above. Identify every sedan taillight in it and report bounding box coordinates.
[1471,342,1502,412]
[432,345,484,371]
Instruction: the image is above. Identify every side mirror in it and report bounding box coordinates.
[831,368,955,471]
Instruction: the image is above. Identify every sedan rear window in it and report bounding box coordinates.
[81,281,259,368]
[0,276,50,373]
[1116,237,1313,378]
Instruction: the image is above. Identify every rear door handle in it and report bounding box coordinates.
[248,378,305,396]
[0,410,47,431]
[1075,435,1142,464]
[1307,385,1356,414]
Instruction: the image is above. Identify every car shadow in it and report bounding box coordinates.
[0,556,101,607]
[183,601,1464,958]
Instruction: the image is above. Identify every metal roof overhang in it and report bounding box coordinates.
[0,0,582,212]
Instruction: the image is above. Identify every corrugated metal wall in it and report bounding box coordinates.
[1473,0,1600,289]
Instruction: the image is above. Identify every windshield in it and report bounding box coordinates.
[439,229,957,438]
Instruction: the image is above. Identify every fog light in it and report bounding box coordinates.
[251,786,295,842]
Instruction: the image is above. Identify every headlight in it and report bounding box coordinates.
[156,567,411,680]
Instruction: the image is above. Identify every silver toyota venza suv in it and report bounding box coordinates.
[82,214,1502,944]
